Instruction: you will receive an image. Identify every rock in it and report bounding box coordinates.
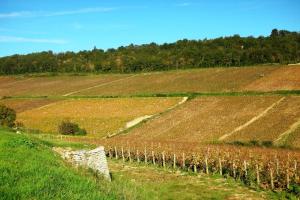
[53,146,111,181]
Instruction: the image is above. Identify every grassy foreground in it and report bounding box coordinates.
[0,129,297,199]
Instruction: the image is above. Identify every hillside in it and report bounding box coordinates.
[0,65,299,97]
[1,128,279,200]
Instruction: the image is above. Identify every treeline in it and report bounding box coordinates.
[0,29,299,74]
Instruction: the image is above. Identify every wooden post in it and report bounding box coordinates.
[276,159,279,177]
[152,151,156,165]
[243,160,248,177]
[114,146,118,159]
[194,164,197,173]
[233,161,236,179]
[205,157,209,174]
[121,147,125,162]
[162,152,166,169]
[173,153,176,169]
[270,168,274,190]
[182,153,185,169]
[128,148,131,163]
[109,147,112,159]
[144,148,147,164]
[219,157,222,176]
[294,160,298,179]
[137,149,140,163]
[256,164,260,186]
[286,169,290,189]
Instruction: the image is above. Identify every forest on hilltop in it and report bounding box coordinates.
[0,29,299,74]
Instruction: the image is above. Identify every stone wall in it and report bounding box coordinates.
[53,146,111,181]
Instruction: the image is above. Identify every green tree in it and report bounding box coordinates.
[0,105,16,128]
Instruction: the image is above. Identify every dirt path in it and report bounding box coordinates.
[62,75,138,96]
[219,97,286,141]
[107,97,189,138]
[274,118,300,145]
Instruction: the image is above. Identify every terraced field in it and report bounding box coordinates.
[113,96,281,142]
[110,96,300,148]
[0,98,60,113]
[225,96,300,144]
[17,98,182,137]
[0,74,129,96]
[1,65,299,97]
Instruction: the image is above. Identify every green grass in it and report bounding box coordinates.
[0,128,151,200]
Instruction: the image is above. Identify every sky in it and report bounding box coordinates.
[0,0,299,57]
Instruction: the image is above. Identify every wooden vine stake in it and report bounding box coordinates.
[144,148,147,164]
[173,153,176,169]
[182,153,185,168]
[162,151,166,169]
[114,146,118,159]
[256,164,260,186]
[128,148,132,163]
[121,147,125,162]
[109,147,112,159]
[243,160,247,177]
[205,157,209,174]
[152,151,156,165]
[286,168,290,189]
[219,157,222,176]
[233,161,236,179]
[137,149,140,163]
[294,160,298,180]
[270,168,274,190]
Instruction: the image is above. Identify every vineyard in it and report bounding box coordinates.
[114,96,300,148]
[101,140,300,191]
[16,98,182,137]
[1,65,300,97]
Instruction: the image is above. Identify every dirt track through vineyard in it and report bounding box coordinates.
[218,97,286,141]
[62,75,138,96]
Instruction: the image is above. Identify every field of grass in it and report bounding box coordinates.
[113,96,287,144]
[17,98,181,137]
[0,128,117,200]
[1,65,299,98]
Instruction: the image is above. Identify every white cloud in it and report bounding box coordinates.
[0,7,117,19]
[175,2,192,7]
[0,36,68,44]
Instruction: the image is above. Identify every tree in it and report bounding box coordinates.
[58,120,87,136]
[0,105,16,127]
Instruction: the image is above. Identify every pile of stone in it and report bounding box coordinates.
[53,146,111,181]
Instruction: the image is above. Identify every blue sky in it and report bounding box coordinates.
[0,0,299,57]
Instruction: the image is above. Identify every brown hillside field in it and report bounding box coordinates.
[225,96,300,143]
[76,66,278,96]
[113,96,282,144]
[1,66,299,97]
[0,74,129,96]
[0,98,60,113]
[17,98,181,137]
[244,66,300,91]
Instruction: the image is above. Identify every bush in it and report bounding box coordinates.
[58,120,87,136]
[0,104,16,128]
[261,141,273,147]
[249,140,259,146]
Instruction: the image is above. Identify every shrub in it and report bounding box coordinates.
[0,104,16,128]
[58,120,87,136]
[261,141,273,147]
[249,140,259,146]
